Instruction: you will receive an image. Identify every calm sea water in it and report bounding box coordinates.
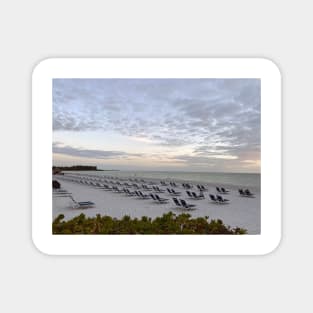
[67,170,260,188]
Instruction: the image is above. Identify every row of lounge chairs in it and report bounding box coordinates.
[78,177,254,200]
[63,173,227,190]
[57,175,255,209]
[102,187,171,204]
[69,175,255,199]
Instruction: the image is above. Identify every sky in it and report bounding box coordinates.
[53,78,260,173]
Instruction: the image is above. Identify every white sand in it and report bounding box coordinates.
[53,174,260,234]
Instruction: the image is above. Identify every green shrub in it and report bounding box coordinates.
[53,212,247,235]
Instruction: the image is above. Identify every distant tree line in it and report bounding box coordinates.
[53,212,247,235]
[53,165,100,171]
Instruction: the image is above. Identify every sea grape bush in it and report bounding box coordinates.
[53,212,247,234]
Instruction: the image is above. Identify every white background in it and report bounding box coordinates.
[0,0,311,312]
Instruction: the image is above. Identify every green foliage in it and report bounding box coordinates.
[53,212,247,235]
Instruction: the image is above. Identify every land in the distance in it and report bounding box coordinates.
[53,165,119,173]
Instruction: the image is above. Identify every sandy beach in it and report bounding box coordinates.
[53,173,260,234]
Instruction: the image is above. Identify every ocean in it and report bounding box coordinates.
[65,170,260,188]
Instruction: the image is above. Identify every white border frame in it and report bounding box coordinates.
[32,58,281,255]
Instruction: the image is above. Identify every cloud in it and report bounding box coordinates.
[53,142,142,160]
[53,79,261,170]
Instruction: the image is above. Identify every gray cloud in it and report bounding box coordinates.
[53,142,142,160]
[53,79,260,169]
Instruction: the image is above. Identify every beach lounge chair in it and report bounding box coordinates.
[74,201,95,209]
[182,183,193,189]
[101,184,112,190]
[186,190,193,198]
[135,191,142,198]
[180,199,196,210]
[138,191,150,199]
[197,184,207,191]
[53,189,72,197]
[192,191,205,199]
[53,188,70,194]
[142,184,152,191]
[238,189,255,197]
[150,193,157,201]
[124,188,136,196]
[172,197,182,207]
[113,186,124,193]
[200,185,208,191]
[209,194,219,204]
[155,194,169,203]
[150,194,168,203]
[53,193,73,197]
[186,190,204,199]
[221,187,229,193]
[171,189,181,195]
[168,188,181,195]
[216,195,229,203]
[245,189,254,196]
[217,186,230,194]
[153,186,165,193]
[70,196,95,209]
[210,194,229,204]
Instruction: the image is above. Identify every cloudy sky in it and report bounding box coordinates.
[53,78,260,173]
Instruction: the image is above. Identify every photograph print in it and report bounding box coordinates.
[52,78,260,235]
